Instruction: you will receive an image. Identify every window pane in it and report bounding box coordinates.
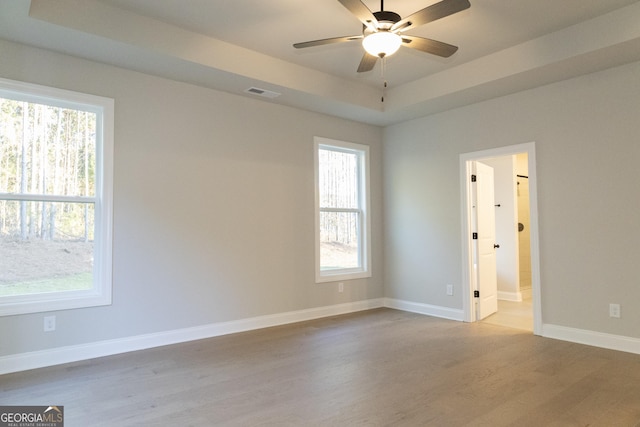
[0,201,94,297]
[0,97,96,197]
[318,148,359,209]
[319,211,360,270]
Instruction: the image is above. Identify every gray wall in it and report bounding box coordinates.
[384,60,640,338]
[0,40,384,356]
[2,37,639,359]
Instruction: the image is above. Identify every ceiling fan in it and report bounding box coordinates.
[293,0,470,73]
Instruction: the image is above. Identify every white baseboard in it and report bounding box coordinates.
[384,298,464,321]
[543,324,640,355]
[7,299,637,376]
[0,298,384,375]
[498,291,522,302]
[520,287,532,300]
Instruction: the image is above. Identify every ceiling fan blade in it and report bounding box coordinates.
[357,52,377,72]
[337,0,378,31]
[391,0,470,32]
[294,35,363,49]
[401,35,458,57]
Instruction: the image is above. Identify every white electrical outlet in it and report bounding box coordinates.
[338,282,344,293]
[609,303,621,318]
[446,284,454,296]
[44,315,56,332]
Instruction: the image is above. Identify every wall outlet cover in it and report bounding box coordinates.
[609,303,621,318]
[44,315,56,332]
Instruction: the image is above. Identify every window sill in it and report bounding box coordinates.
[316,270,371,283]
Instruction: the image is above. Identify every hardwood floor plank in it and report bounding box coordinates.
[2,308,640,426]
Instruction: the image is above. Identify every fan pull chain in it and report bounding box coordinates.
[382,80,388,103]
[381,56,387,103]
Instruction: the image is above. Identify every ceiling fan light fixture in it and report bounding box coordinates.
[362,31,402,58]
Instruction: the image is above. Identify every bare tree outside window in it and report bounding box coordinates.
[318,148,361,270]
[0,97,96,297]
[315,138,370,283]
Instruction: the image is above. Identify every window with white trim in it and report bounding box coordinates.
[0,78,113,316]
[315,137,371,282]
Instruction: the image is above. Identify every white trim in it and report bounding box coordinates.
[543,324,640,355]
[6,298,640,375]
[384,298,465,321]
[0,78,114,316]
[0,77,109,112]
[0,298,384,375]
[314,137,372,283]
[459,142,542,335]
[497,291,523,302]
[0,193,95,203]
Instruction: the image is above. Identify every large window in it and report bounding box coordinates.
[0,78,113,316]
[315,137,371,282]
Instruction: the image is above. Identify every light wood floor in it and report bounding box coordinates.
[482,297,533,331]
[3,308,640,426]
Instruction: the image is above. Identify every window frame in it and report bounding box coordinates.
[314,137,371,283]
[0,77,113,316]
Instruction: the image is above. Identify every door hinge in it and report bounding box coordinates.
[474,290,480,298]
[471,174,477,182]
[472,232,478,240]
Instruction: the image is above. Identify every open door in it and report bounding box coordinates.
[473,161,498,320]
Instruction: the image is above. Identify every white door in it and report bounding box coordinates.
[473,161,498,320]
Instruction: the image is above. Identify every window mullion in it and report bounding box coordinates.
[0,193,96,204]
[319,207,361,213]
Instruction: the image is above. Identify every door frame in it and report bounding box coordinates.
[459,142,542,335]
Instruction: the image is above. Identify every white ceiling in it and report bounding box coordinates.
[1,0,639,125]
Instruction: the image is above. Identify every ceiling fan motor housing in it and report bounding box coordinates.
[373,10,401,28]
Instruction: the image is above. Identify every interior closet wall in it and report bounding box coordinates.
[516,153,532,296]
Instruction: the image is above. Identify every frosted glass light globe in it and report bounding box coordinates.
[362,31,402,58]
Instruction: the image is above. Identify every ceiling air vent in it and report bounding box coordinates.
[244,87,281,99]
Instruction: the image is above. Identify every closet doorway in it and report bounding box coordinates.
[460,142,542,335]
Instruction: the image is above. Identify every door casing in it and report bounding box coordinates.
[459,142,542,335]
